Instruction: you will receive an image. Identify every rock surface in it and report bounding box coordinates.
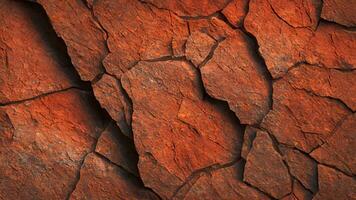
[321,0,356,27]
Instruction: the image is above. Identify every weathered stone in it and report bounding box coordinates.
[281,147,318,192]
[35,0,108,81]
[185,31,216,67]
[269,0,321,29]
[175,161,270,200]
[93,74,132,137]
[70,153,158,200]
[281,180,313,200]
[245,0,356,78]
[311,113,356,176]
[0,90,105,199]
[261,68,351,152]
[321,0,356,27]
[93,0,188,78]
[201,31,271,125]
[142,0,230,17]
[0,0,78,104]
[188,17,235,41]
[286,64,356,111]
[244,131,291,199]
[122,60,243,198]
[241,126,259,160]
[95,122,139,176]
[222,0,249,27]
[314,165,356,200]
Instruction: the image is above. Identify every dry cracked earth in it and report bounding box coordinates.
[0,0,355,199]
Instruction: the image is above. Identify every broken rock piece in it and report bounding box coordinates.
[70,153,158,200]
[321,0,356,27]
[241,126,259,160]
[221,0,249,27]
[93,74,132,137]
[185,31,216,67]
[0,90,105,200]
[201,31,271,125]
[121,60,243,198]
[244,131,292,199]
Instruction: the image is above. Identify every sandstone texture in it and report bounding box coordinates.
[1,0,355,199]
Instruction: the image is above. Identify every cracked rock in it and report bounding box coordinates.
[70,153,158,200]
[188,17,235,41]
[241,126,259,160]
[221,0,249,27]
[185,31,216,67]
[244,131,292,199]
[93,74,132,137]
[321,0,356,27]
[121,60,243,198]
[311,113,356,176]
[0,90,105,199]
[0,0,78,103]
[34,0,108,81]
[281,180,313,200]
[174,161,270,200]
[201,31,271,125]
[313,165,356,200]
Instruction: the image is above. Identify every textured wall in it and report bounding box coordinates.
[0,0,355,199]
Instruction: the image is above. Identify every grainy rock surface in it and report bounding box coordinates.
[1,0,355,199]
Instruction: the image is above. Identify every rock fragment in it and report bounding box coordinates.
[93,74,132,137]
[0,0,78,103]
[70,153,158,200]
[185,31,216,67]
[311,113,356,175]
[95,123,139,176]
[201,31,271,124]
[241,126,259,160]
[244,131,292,199]
[121,60,243,198]
[0,90,105,199]
[321,0,356,27]
[222,0,249,27]
[188,17,235,41]
[35,0,108,81]
[93,0,189,78]
[141,0,230,17]
[314,165,356,200]
[281,180,313,200]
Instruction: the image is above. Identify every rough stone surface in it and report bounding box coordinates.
[0,90,105,199]
[93,74,132,137]
[142,0,230,17]
[222,0,249,27]
[122,60,243,198]
[321,0,356,27]
[185,31,216,67]
[241,126,259,160]
[245,0,356,78]
[202,31,271,125]
[0,0,78,103]
[244,131,292,199]
[174,161,270,200]
[35,0,108,81]
[311,113,356,176]
[314,165,356,200]
[95,122,139,176]
[70,153,158,200]
[282,180,313,200]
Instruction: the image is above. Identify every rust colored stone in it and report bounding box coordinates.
[188,17,235,41]
[311,113,356,176]
[321,0,356,27]
[93,0,188,78]
[314,165,356,200]
[70,153,158,200]
[93,74,132,137]
[222,0,249,27]
[142,0,230,17]
[201,31,271,125]
[282,180,313,200]
[0,0,78,104]
[95,122,139,176]
[122,60,243,198]
[241,126,259,160]
[0,90,105,199]
[185,31,216,67]
[35,0,108,81]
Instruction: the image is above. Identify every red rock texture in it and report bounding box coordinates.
[1,0,355,199]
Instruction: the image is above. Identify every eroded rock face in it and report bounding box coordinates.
[222,0,249,27]
[122,60,243,198]
[0,90,105,199]
[70,153,158,200]
[321,0,356,27]
[185,31,216,67]
[201,31,271,125]
[244,131,292,199]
